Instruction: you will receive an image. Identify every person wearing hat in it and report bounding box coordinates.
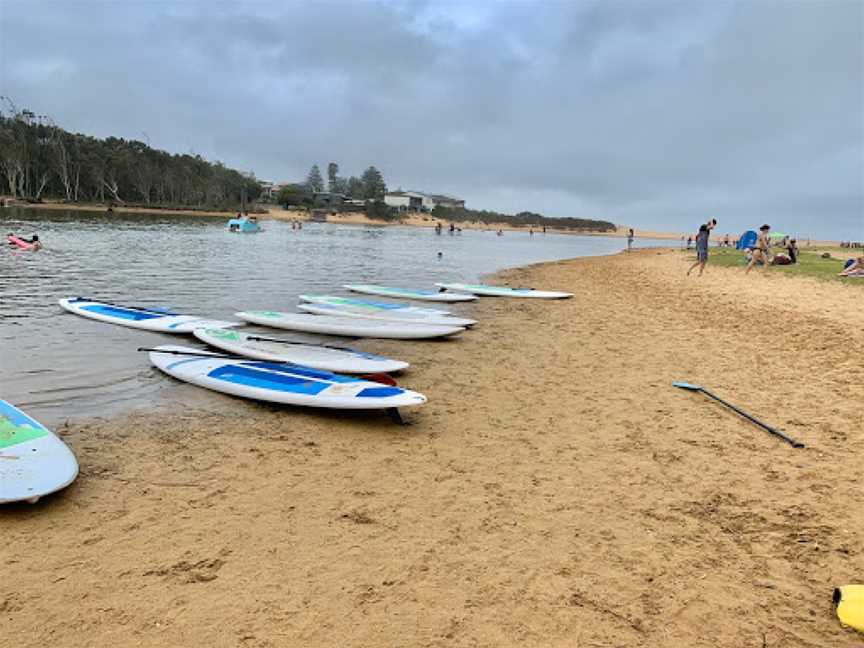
[746,224,772,274]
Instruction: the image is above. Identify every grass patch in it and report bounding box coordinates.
[683,247,864,284]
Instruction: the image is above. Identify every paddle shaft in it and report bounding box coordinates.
[138,347,248,361]
[245,335,357,353]
[699,387,804,448]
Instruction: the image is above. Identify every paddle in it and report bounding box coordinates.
[244,334,359,353]
[137,347,251,361]
[672,382,804,448]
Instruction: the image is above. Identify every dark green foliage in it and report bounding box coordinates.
[360,166,386,200]
[306,165,324,193]
[327,162,339,192]
[0,107,261,209]
[277,183,311,207]
[346,176,364,198]
[366,200,403,221]
[431,205,615,231]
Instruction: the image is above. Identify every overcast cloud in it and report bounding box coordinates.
[1,0,861,238]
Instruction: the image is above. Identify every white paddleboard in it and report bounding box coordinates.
[434,283,573,299]
[297,301,477,328]
[59,297,241,333]
[344,284,478,303]
[149,345,426,409]
[236,311,464,339]
[193,327,409,374]
[0,400,78,504]
[301,294,453,315]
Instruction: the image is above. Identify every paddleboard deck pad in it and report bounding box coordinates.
[193,327,409,374]
[236,311,464,339]
[435,282,573,299]
[0,400,78,504]
[149,345,426,409]
[59,297,241,333]
[344,284,477,303]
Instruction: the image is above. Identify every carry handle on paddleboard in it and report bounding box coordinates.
[673,381,804,448]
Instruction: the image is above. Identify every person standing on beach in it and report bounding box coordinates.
[627,228,634,252]
[686,219,716,276]
[746,224,772,274]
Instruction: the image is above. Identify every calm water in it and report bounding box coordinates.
[1,207,673,425]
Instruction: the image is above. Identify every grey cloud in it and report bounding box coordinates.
[0,0,860,238]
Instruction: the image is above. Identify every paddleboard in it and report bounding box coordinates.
[344,284,477,303]
[297,301,477,328]
[59,297,241,333]
[236,311,464,339]
[149,345,426,409]
[835,585,864,633]
[0,400,78,504]
[435,282,573,299]
[193,327,409,373]
[301,294,453,315]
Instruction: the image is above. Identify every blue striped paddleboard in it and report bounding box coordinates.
[148,345,427,410]
[0,400,79,504]
[59,297,241,333]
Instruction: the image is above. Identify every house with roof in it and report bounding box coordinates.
[384,190,464,212]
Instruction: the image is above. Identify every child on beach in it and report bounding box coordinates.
[745,224,771,274]
[686,219,716,276]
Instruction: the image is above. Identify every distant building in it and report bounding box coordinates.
[384,190,464,212]
[260,181,293,200]
[312,192,347,208]
[427,194,465,210]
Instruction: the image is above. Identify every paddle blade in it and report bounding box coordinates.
[673,381,703,391]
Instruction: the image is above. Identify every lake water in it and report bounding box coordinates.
[1,207,674,425]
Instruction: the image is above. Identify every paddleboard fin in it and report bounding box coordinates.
[387,408,405,425]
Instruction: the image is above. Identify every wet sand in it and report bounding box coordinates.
[2,249,862,647]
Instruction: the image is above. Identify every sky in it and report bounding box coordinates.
[0,0,861,239]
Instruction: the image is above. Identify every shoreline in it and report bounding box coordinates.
[5,198,687,241]
[4,199,846,245]
[3,248,861,646]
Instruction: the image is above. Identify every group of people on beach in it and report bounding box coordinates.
[685,220,861,277]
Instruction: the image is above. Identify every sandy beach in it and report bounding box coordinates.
[3,249,863,647]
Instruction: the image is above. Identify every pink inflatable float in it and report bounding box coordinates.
[6,234,38,250]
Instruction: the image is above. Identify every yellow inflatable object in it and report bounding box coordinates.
[834,585,864,632]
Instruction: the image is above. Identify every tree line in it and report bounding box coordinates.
[0,101,261,210]
[277,162,387,207]
[431,205,616,231]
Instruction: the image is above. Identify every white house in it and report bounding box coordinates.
[384,190,464,212]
